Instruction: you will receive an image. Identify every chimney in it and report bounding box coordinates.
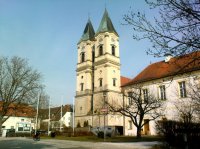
[164,53,173,62]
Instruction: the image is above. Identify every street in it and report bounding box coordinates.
[0,137,159,149]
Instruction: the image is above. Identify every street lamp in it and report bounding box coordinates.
[103,91,107,142]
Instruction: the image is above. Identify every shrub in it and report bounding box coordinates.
[74,131,93,137]
[15,132,31,137]
[97,131,104,138]
[83,120,89,127]
[50,132,56,138]
[77,121,81,128]
[156,120,200,149]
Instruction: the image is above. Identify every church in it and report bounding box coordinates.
[75,9,200,136]
[75,9,127,135]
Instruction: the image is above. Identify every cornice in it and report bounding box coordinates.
[94,58,120,67]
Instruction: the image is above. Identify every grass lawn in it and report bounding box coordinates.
[41,135,163,143]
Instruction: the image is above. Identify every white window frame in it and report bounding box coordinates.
[179,81,187,98]
[142,89,148,102]
[128,120,132,130]
[159,85,166,100]
[128,92,132,105]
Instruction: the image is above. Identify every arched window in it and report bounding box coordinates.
[99,45,103,56]
[81,52,85,63]
[99,78,103,87]
[80,83,84,91]
[92,46,95,62]
[112,46,115,56]
[113,78,116,86]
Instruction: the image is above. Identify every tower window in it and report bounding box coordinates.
[92,51,95,62]
[179,81,187,98]
[92,83,94,90]
[113,78,116,86]
[112,46,115,56]
[81,52,85,63]
[99,78,103,87]
[92,46,95,62]
[80,83,84,91]
[99,45,103,56]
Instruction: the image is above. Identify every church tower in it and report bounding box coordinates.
[75,9,123,129]
[75,18,95,126]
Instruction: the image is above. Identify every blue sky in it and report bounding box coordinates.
[0,0,161,106]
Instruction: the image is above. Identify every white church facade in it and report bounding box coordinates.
[75,9,124,134]
[75,9,200,136]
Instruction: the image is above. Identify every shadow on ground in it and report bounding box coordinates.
[0,138,88,149]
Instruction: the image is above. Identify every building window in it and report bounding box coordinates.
[92,83,94,90]
[179,81,187,98]
[92,46,95,62]
[99,78,103,87]
[81,52,85,63]
[80,83,84,91]
[128,92,132,105]
[128,120,132,130]
[99,45,103,56]
[92,51,95,62]
[113,78,116,86]
[159,85,166,100]
[143,89,148,102]
[112,46,115,56]
[80,106,82,111]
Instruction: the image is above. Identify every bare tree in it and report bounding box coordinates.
[107,86,163,139]
[174,98,196,124]
[182,77,200,122]
[0,56,43,131]
[169,76,200,126]
[124,0,200,57]
[38,92,49,109]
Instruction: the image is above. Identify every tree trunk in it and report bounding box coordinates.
[136,127,142,139]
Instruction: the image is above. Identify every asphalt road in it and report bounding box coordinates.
[0,137,159,149]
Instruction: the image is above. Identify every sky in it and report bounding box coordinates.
[0,0,162,106]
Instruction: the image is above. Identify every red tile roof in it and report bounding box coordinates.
[0,102,36,117]
[120,76,131,86]
[122,51,200,86]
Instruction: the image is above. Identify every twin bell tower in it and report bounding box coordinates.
[75,9,123,129]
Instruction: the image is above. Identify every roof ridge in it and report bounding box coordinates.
[122,51,200,86]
